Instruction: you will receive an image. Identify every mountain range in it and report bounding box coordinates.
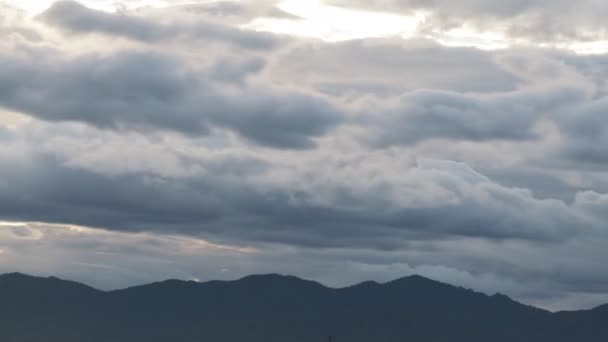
[1,272,607,341]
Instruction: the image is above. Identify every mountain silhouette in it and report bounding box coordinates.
[0,272,606,341]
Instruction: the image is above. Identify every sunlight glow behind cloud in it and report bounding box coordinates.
[246,0,426,41]
[4,0,608,54]
[1,0,217,15]
[245,0,608,54]
[0,220,258,253]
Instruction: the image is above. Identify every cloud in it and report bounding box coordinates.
[40,0,281,49]
[328,0,608,43]
[0,43,341,149]
[361,85,586,146]
[554,97,608,165]
[2,219,608,311]
[181,0,298,23]
[269,39,520,96]
[573,191,608,222]
[0,123,603,248]
[2,0,608,312]
[0,3,43,42]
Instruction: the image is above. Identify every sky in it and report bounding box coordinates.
[1,0,608,311]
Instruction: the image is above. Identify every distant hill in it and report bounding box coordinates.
[0,272,606,341]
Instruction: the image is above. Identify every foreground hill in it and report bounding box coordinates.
[0,272,606,341]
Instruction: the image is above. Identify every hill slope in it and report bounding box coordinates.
[0,273,606,342]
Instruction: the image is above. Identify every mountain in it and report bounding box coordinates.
[0,272,606,342]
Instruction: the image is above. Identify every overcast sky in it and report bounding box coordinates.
[1,0,608,311]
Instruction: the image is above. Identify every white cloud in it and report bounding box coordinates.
[246,0,425,41]
[1,0,216,15]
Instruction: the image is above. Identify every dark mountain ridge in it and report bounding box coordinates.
[0,272,606,342]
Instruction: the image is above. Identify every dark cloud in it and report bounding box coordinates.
[0,130,600,248]
[548,96,608,167]
[560,98,608,143]
[574,191,608,222]
[40,0,281,49]
[560,143,608,167]
[0,45,341,149]
[208,90,342,149]
[209,56,267,84]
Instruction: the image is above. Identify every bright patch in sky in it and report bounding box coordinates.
[246,0,426,41]
[245,0,608,54]
[1,0,212,15]
[427,27,511,51]
[3,0,111,14]
[0,110,31,129]
[4,0,608,54]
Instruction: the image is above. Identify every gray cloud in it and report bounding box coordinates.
[269,39,520,96]
[0,125,602,249]
[209,56,267,84]
[0,43,341,149]
[177,0,298,23]
[40,0,281,49]
[361,85,586,146]
[555,97,608,165]
[2,0,608,312]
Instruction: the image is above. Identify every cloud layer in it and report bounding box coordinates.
[1,0,608,310]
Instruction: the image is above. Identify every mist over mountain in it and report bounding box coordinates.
[1,272,606,342]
